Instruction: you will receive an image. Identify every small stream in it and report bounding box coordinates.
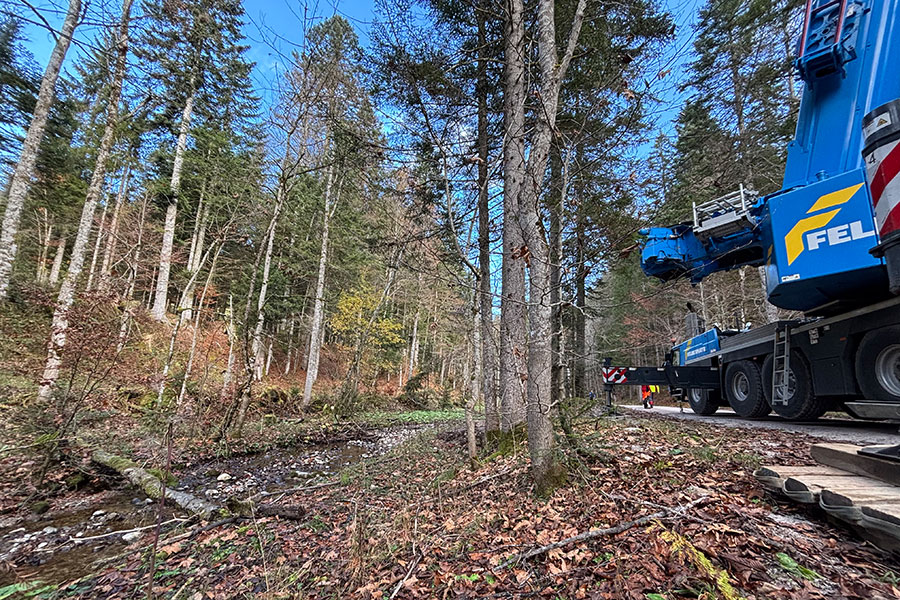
[0,424,430,590]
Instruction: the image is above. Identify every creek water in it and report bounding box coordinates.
[0,424,430,591]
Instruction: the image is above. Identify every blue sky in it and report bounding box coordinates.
[18,0,702,140]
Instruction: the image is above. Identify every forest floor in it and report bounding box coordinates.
[1,409,899,599]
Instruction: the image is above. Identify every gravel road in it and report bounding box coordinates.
[621,404,900,446]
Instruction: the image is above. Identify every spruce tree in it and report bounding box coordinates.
[136,0,256,321]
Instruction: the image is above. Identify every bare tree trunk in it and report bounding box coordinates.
[574,201,587,397]
[466,296,480,467]
[34,0,134,406]
[476,0,498,439]
[157,242,218,407]
[36,210,52,283]
[185,179,205,272]
[738,267,748,324]
[220,295,236,403]
[92,449,218,517]
[0,0,82,299]
[408,308,420,376]
[227,210,272,438]
[180,180,207,319]
[302,162,338,407]
[499,0,528,432]
[85,200,107,291]
[116,195,147,352]
[758,266,778,323]
[176,246,220,410]
[251,198,282,381]
[151,91,195,321]
[145,267,156,310]
[549,152,564,408]
[284,317,295,375]
[48,236,66,286]
[264,336,274,377]
[100,165,130,291]
[506,0,587,493]
[152,203,176,320]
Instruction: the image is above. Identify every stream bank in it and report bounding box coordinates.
[0,422,436,591]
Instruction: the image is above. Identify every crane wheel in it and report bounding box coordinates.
[761,351,825,420]
[724,360,770,418]
[855,326,900,403]
[687,388,719,415]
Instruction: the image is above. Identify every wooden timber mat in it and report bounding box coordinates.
[754,444,900,554]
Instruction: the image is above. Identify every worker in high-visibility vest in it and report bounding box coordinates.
[641,385,654,409]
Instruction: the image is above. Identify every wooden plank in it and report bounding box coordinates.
[755,465,856,493]
[784,473,892,489]
[783,472,892,500]
[820,488,900,506]
[811,443,900,487]
[862,503,900,523]
[780,474,876,503]
[756,457,900,554]
[757,465,850,478]
[860,503,900,550]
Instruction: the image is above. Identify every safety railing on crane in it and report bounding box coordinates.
[798,0,850,58]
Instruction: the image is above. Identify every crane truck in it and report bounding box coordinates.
[603,0,900,427]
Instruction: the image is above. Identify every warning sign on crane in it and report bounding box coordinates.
[601,367,628,384]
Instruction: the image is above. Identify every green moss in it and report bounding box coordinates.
[484,424,527,459]
[729,451,762,469]
[357,409,466,426]
[31,500,50,514]
[689,446,718,463]
[101,452,138,472]
[148,468,178,487]
[534,459,568,498]
[65,472,87,490]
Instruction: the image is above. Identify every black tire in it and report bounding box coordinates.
[855,326,900,402]
[761,351,826,421]
[687,388,719,415]
[724,360,771,418]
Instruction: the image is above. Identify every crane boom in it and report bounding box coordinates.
[640,0,900,314]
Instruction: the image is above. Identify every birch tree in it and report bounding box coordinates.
[0,0,81,299]
[36,0,134,405]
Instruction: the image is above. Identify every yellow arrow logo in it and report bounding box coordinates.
[784,183,863,265]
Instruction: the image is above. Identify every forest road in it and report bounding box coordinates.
[621,405,900,445]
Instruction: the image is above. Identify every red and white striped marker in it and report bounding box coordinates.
[602,367,628,384]
[866,135,900,238]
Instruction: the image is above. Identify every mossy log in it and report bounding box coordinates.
[91,449,306,520]
[91,449,220,518]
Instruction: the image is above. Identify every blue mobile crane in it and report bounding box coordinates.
[607,0,900,423]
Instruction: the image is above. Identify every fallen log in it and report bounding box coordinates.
[226,497,305,519]
[92,449,221,518]
[91,449,307,521]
